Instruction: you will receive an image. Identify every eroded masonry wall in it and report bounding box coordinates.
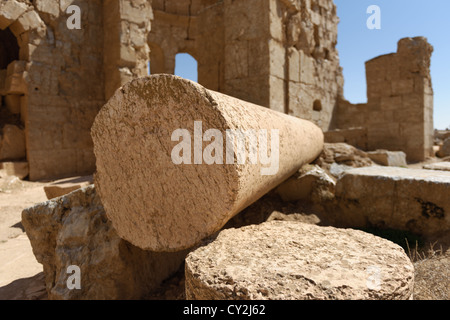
[336,37,434,162]
[0,0,152,180]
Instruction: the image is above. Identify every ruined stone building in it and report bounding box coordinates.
[0,0,434,180]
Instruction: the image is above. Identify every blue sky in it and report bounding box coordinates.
[335,0,450,129]
[173,1,450,129]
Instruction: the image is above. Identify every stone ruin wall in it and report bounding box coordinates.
[0,0,435,180]
[0,0,152,181]
[335,37,434,162]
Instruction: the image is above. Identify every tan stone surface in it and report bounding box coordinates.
[22,185,187,300]
[92,75,324,252]
[43,175,93,200]
[0,176,47,291]
[0,161,28,179]
[276,164,335,203]
[185,221,414,300]
[336,37,434,162]
[0,124,26,161]
[149,0,343,131]
[335,167,450,237]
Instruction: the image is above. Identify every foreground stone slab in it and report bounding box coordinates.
[91,75,324,252]
[367,150,407,167]
[423,162,450,172]
[43,175,93,200]
[335,167,450,237]
[22,185,187,300]
[185,221,414,300]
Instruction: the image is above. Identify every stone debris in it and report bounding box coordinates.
[367,150,408,167]
[91,75,324,252]
[185,221,414,300]
[21,185,187,300]
[335,167,450,237]
[0,124,26,161]
[43,175,93,200]
[314,143,375,177]
[423,162,450,172]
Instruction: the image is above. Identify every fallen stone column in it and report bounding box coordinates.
[91,74,324,252]
[185,221,414,300]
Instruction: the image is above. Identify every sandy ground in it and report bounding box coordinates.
[0,176,48,300]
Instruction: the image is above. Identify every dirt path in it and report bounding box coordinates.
[0,176,48,299]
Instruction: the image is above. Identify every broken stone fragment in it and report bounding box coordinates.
[43,175,93,200]
[22,185,187,300]
[314,143,374,173]
[91,75,324,252]
[276,164,335,202]
[367,150,407,167]
[0,124,26,161]
[185,221,414,300]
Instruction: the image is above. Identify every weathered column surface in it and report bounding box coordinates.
[91,75,324,251]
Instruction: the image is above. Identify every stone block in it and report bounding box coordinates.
[0,161,29,179]
[335,167,450,237]
[0,0,28,30]
[22,185,187,300]
[43,175,94,200]
[9,10,44,36]
[91,75,324,252]
[437,138,450,157]
[185,221,414,300]
[367,150,408,167]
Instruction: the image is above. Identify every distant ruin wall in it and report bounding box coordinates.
[336,37,434,162]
